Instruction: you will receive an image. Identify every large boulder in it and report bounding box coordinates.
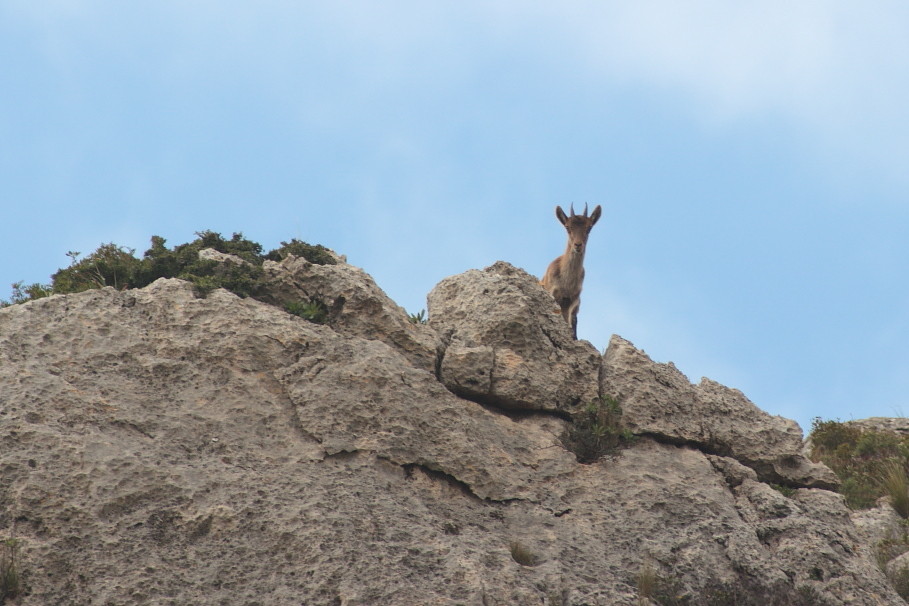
[602,335,840,490]
[427,261,600,414]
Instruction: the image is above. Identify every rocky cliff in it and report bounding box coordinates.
[0,252,903,605]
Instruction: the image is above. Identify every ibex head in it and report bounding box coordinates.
[556,203,602,256]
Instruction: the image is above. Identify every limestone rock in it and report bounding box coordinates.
[0,262,900,605]
[708,453,759,488]
[731,480,900,604]
[198,247,254,266]
[427,261,600,413]
[601,334,840,490]
[848,417,909,437]
[851,499,905,549]
[274,336,577,504]
[887,552,909,587]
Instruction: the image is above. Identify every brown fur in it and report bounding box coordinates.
[540,203,602,339]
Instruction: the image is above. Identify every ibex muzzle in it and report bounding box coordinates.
[540,203,602,339]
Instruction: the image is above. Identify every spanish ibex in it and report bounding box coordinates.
[541,203,602,339]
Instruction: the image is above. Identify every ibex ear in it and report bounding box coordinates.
[555,206,569,226]
[589,205,602,226]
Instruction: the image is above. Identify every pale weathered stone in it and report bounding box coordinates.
[848,417,909,437]
[602,334,840,490]
[730,480,901,604]
[851,499,906,549]
[427,261,600,413]
[198,247,254,266]
[274,336,577,504]
[708,453,759,487]
[0,262,902,605]
[887,552,909,587]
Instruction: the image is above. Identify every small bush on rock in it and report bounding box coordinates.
[52,245,142,293]
[770,484,796,498]
[285,299,330,324]
[875,532,909,570]
[809,418,909,511]
[635,560,658,604]
[561,395,634,464]
[3,232,333,311]
[1,281,52,307]
[264,238,337,265]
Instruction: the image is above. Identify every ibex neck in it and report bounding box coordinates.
[564,244,586,271]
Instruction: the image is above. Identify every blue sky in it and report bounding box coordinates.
[3,2,909,435]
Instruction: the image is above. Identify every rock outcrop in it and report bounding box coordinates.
[0,253,902,605]
[602,335,840,490]
[428,261,600,414]
[261,253,440,373]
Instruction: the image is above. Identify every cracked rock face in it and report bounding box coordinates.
[602,334,840,490]
[0,258,901,605]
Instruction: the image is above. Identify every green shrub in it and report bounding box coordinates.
[264,238,337,265]
[143,232,268,298]
[408,309,427,324]
[181,260,266,299]
[1,281,52,307]
[285,300,330,324]
[876,533,909,571]
[51,245,141,293]
[3,231,334,308]
[561,395,634,464]
[809,418,909,511]
[194,230,263,264]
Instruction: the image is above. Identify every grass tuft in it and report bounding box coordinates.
[636,560,658,604]
[0,538,22,602]
[880,460,909,518]
[809,418,909,511]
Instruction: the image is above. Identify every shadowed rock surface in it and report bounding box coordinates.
[0,254,902,605]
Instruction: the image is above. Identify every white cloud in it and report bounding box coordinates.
[322,2,909,186]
